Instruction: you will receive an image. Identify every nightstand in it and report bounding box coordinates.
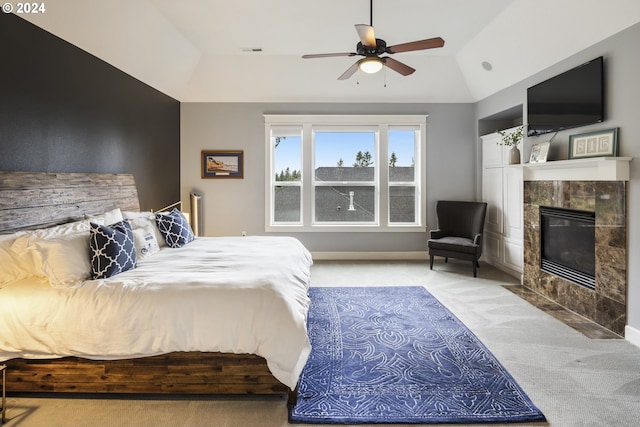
[1,364,5,424]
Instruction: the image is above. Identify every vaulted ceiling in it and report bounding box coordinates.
[20,0,640,103]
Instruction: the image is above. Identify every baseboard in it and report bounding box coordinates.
[483,259,522,282]
[311,251,429,261]
[625,325,640,348]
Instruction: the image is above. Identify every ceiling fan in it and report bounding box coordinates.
[302,0,445,80]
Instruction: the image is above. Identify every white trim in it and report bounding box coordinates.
[485,258,523,282]
[267,124,304,226]
[264,123,271,228]
[264,114,427,125]
[312,251,429,260]
[522,156,632,181]
[625,325,640,348]
[302,124,313,226]
[265,225,426,232]
[264,114,427,231]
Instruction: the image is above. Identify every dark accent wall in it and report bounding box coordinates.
[0,13,180,211]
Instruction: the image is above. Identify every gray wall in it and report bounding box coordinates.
[181,103,476,253]
[475,23,640,332]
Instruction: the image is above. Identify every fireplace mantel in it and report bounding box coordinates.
[522,156,632,181]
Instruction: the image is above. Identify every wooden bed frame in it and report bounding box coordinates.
[0,171,294,401]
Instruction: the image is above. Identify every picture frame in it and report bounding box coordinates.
[568,128,619,159]
[529,142,550,164]
[201,150,244,179]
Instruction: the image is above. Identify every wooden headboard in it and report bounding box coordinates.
[0,171,140,233]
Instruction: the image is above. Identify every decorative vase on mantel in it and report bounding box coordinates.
[497,125,524,165]
[509,146,521,165]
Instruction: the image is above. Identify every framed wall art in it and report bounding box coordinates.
[529,142,550,163]
[201,150,244,179]
[569,128,619,159]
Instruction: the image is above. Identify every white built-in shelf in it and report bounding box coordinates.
[521,157,632,181]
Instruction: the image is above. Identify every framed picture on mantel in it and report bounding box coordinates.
[529,142,550,163]
[569,128,619,159]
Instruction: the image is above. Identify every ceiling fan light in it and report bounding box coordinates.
[359,58,383,74]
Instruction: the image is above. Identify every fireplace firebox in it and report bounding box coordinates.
[540,206,595,290]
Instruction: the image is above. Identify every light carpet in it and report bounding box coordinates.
[289,286,546,424]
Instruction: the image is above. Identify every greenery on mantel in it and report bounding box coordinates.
[496,125,524,147]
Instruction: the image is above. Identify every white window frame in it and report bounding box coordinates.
[312,125,379,226]
[387,125,421,225]
[265,115,427,232]
[268,125,304,226]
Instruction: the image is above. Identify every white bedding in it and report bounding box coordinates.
[0,236,313,389]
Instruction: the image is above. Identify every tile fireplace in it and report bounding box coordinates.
[522,158,630,336]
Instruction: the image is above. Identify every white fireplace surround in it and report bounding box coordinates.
[522,156,632,182]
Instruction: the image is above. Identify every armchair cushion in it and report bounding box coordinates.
[428,236,479,255]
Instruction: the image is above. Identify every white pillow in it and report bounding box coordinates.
[0,232,30,284]
[86,208,124,226]
[4,210,124,286]
[130,221,160,259]
[123,211,166,248]
[12,219,91,250]
[26,231,91,288]
[10,219,91,274]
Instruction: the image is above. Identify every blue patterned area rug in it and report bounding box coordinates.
[289,286,545,424]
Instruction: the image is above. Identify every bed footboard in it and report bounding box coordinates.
[5,352,291,396]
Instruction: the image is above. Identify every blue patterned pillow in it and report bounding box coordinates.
[89,219,137,279]
[155,208,195,248]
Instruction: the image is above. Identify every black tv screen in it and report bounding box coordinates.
[527,56,604,137]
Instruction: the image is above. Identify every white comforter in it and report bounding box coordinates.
[0,236,313,389]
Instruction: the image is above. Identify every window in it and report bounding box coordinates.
[265,115,426,232]
[270,126,303,224]
[314,129,377,224]
[388,128,418,224]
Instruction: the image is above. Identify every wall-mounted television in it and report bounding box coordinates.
[527,56,604,137]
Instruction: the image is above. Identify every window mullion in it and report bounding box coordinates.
[265,123,274,227]
[417,123,426,227]
[379,125,389,227]
[302,124,314,226]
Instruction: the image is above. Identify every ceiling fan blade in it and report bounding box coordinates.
[387,37,445,54]
[302,52,356,59]
[338,61,361,80]
[383,57,415,76]
[355,24,376,47]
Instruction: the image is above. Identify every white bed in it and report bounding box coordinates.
[0,236,313,390]
[0,171,313,398]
